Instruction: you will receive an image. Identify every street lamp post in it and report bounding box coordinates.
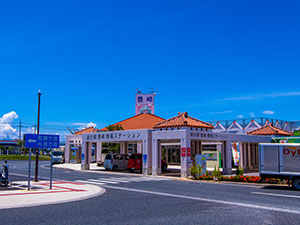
[35,90,41,182]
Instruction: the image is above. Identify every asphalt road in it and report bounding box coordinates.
[1,160,300,225]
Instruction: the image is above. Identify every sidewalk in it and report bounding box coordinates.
[54,163,99,171]
[54,163,259,177]
[0,180,105,209]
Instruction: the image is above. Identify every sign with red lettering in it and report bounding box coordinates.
[181,147,186,157]
[283,148,300,158]
[187,148,191,157]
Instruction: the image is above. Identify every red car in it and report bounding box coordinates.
[128,154,168,173]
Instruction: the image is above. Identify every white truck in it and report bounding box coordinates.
[259,143,300,190]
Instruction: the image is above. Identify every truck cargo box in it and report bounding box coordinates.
[259,143,300,190]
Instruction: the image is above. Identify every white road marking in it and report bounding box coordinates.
[105,185,300,215]
[95,178,131,183]
[75,180,107,186]
[252,192,300,199]
[88,179,119,184]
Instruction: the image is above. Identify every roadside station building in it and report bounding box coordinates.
[65,112,271,177]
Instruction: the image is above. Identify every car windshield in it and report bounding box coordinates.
[105,154,112,160]
[53,152,63,156]
[129,154,142,159]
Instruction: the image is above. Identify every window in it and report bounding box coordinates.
[129,154,142,159]
[105,154,111,160]
[53,151,63,156]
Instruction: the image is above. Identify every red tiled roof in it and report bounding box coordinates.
[247,123,292,136]
[75,127,99,135]
[153,112,214,129]
[100,114,165,131]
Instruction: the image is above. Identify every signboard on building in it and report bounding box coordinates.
[24,134,60,149]
[135,93,155,115]
[85,130,144,142]
[187,148,191,157]
[231,142,240,166]
[181,147,186,157]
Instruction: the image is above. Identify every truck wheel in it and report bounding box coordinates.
[292,178,300,190]
[113,165,118,171]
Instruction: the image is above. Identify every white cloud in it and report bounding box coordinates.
[211,111,233,115]
[0,111,19,139]
[237,115,244,118]
[69,122,97,129]
[85,122,97,128]
[263,110,275,115]
[26,126,35,134]
[249,112,255,118]
[220,91,300,101]
[72,122,97,130]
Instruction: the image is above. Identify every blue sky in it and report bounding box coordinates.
[0,0,300,138]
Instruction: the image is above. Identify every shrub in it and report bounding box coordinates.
[212,165,221,180]
[190,164,202,180]
[236,166,244,176]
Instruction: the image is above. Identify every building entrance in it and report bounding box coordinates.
[161,145,181,165]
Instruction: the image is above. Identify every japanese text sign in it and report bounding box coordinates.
[25,134,60,149]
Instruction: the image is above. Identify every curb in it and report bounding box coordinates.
[0,182,106,210]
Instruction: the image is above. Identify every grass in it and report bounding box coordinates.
[0,155,51,161]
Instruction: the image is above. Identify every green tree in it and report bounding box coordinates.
[101,124,123,154]
[106,124,124,131]
[0,146,5,155]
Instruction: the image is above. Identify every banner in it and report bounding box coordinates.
[231,142,240,166]
[196,154,207,176]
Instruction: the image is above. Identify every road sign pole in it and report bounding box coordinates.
[50,149,53,189]
[28,148,32,191]
[35,91,41,182]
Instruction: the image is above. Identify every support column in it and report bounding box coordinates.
[120,142,125,154]
[143,137,152,175]
[223,141,232,175]
[152,139,159,176]
[243,143,247,168]
[65,137,70,163]
[239,142,244,168]
[180,137,191,178]
[255,144,258,167]
[88,142,93,163]
[96,142,102,164]
[247,143,252,169]
[81,141,90,170]
[137,142,142,154]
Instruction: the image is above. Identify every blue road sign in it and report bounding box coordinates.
[24,134,60,148]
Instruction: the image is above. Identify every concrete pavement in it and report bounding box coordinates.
[0,180,105,209]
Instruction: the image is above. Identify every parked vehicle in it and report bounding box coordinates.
[52,151,65,164]
[128,154,143,173]
[104,153,129,171]
[259,143,300,190]
[128,154,168,173]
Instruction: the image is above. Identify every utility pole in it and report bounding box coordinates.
[18,121,22,154]
[35,90,41,182]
